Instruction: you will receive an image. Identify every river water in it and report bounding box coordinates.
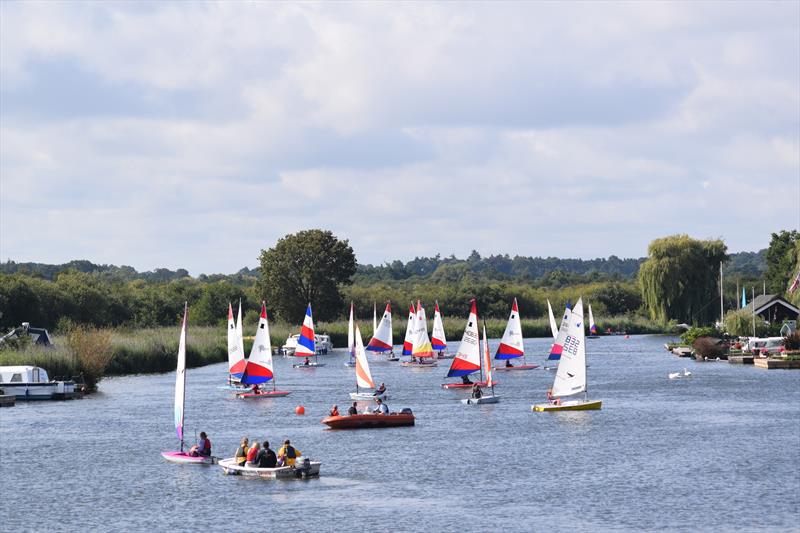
[1,334,798,532]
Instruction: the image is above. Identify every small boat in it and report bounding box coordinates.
[218,457,321,478]
[442,299,483,387]
[162,303,215,465]
[493,297,538,371]
[532,298,602,412]
[462,321,499,405]
[238,302,290,399]
[367,302,395,359]
[0,366,77,400]
[587,304,600,339]
[543,302,571,369]
[348,323,388,400]
[401,301,438,368]
[223,301,247,388]
[431,301,450,359]
[321,411,415,429]
[291,304,326,367]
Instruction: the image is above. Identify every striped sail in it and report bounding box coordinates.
[547,299,558,340]
[227,303,246,378]
[354,324,375,390]
[173,303,188,445]
[446,300,481,377]
[367,303,393,352]
[547,304,571,361]
[295,304,316,356]
[347,302,355,359]
[411,301,434,358]
[402,304,415,356]
[241,303,274,385]
[551,298,587,398]
[588,304,598,335]
[495,298,524,360]
[483,323,494,387]
[431,301,447,351]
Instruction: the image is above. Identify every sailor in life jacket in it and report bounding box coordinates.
[189,431,211,457]
[277,439,302,466]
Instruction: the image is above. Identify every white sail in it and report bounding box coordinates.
[588,304,598,335]
[354,324,375,390]
[432,301,447,351]
[446,300,481,376]
[547,299,558,340]
[551,298,586,398]
[227,302,245,377]
[402,304,415,356]
[347,302,355,358]
[373,302,378,334]
[236,300,245,363]
[173,303,188,445]
[495,298,524,359]
[367,303,393,352]
[241,303,275,385]
[412,301,434,358]
[482,323,494,386]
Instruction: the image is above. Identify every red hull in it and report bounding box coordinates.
[493,364,539,371]
[321,413,415,429]
[441,380,496,389]
[238,390,291,398]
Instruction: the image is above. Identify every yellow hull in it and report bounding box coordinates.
[532,399,602,412]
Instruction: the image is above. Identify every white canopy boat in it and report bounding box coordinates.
[0,366,77,400]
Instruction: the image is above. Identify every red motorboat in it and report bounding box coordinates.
[321,412,415,429]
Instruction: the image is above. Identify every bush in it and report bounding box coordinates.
[692,337,728,359]
[784,331,800,351]
[681,327,717,345]
[67,326,114,391]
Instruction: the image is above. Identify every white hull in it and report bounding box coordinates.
[218,458,320,479]
[293,362,326,368]
[349,391,388,401]
[1,381,76,400]
[461,395,500,405]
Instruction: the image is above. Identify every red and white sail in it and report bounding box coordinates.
[402,303,415,356]
[495,298,524,360]
[354,324,375,390]
[227,302,246,379]
[431,301,447,351]
[411,301,434,358]
[446,300,482,377]
[367,303,393,352]
[295,304,316,357]
[241,303,274,385]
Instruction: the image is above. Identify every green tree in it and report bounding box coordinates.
[639,235,728,324]
[590,282,643,315]
[764,230,799,294]
[256,230,356,323]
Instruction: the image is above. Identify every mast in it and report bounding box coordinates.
[719,262,724,330]
[751,287,756,337]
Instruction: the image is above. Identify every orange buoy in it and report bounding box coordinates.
[295,405,305,415]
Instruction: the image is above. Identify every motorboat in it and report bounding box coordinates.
[321,411,415,429]
[0,366,77,400]
[218,457,321,479]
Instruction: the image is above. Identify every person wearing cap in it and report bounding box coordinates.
[372,397,389,414]
[277,439,302,467]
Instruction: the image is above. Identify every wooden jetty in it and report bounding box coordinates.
[728,355,754,365]
[753,358,800,369]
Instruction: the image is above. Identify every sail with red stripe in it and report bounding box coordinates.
[354,324,375,390]
[588,304,598,335]
[548,303,571,361]
[241,302,274,385]
[411,301,434,358]
[431,301,447,351]
[227,302,246,378]
[446,299,482,377]
[495,298,524,360]
[367,302,393,352]
[402,304,415,355]
[295,304,316,357]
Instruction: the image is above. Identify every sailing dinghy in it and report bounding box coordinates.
[462,323,499,404]
[544,303,571,370]
[292,304,325,367]
[587,304,600,339]
[220,302,251,391]
[493,298,538,370]
[366,302,396,360]
[344,302,356,367]
[547,299,559,340]
[532,298,601,411]
[442,299,489,388]
[431,301,451,359]
[401,304,415,357]
[162,303,215,465]
[349,324,387,400]
[401,301,438,367]
[238,302,290,399]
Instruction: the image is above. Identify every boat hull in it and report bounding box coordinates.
[532,399,603,412]
[441,380,495,389]
[321,413,415,429]
[238,390,291,399]
[461,395,500,405]
[493,364,539,371]
[161,451,216,465]
[349,392,388,401]
[218,458,320,478]
[292,363,326,368]
[400,361,438,368]
[218,384,253,392]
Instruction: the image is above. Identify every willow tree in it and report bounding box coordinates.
[639,235,727,324]
[256,230,356,323]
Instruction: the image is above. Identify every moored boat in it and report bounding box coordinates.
[0,366,77,400]
[218,457,321,478]
[321,411,415,429]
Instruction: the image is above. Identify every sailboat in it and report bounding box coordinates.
[344,302,356,367]
[349,324,387,400]
[493,297,538,371]
[431,301,451,359]
[462,322,499,404]
[401,304,415,357]
[293,304,325,367]
[367,302,396,360]
[544,302,571,370]
[532,298,602,411]
[442,299,488,388]
[587,304,600,339]
[237,302,290,398]
[547,299,559,340]
[220,302,249,390]
[401,301,438,367]
[162,303,215,464]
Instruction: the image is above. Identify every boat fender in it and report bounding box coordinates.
[400,408,413,414]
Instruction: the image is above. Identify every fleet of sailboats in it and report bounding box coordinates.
[224,301,247,389]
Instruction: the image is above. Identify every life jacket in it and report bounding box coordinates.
[284,446,296,459]
[199,438,211,455]
[246,447,258,462]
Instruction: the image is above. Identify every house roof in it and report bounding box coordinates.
[745,294,800,316]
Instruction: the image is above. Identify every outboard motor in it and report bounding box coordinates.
[295,457,311,478]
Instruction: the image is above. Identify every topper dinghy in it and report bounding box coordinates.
[238,302,290,399]
[292,304,326,367]
[494,298,538,370]
[462,322,499,404]
[349,324,387,400]
[432,301,451,359]
[367,302,396,360]
[401,301,438,367]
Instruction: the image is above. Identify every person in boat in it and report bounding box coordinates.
[347,402,358,415]
[471,384,483,399]
[251,384,261,395]
[461,375,473,385]
[188,431,211,457]
[372,397,389,415]
[303,357,310,366]
[256,440,277,468]
[546,389,561,406]
[235,437,249,467]
[373,382,386,396]
[329,404,339,417]
[277,440,301,467]
[245,441,261,467]
[505,359,514,368]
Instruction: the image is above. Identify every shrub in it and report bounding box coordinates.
[784,331,800,351]
[692,337,728,359]
[67,326,114,391]
[681,327,717,345]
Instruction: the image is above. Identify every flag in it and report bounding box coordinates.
[789,270,800,294]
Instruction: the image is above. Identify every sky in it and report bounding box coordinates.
[1,1,798,275]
